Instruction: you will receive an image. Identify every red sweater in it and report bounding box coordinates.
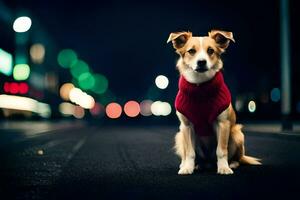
[175,72,231,136]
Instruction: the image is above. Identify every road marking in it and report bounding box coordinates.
[67,137,87,160]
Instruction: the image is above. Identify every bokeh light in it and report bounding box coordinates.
[59,102,75,116]
[106,102,122,119]
[19,82,29,94]
[78,72,95,90]
[57,49,77,68]
[0,48,13,76]
[73,106,85,119]
[140,100,153,116]
[70,60,89,78]
[30,43,45,64]
[151,101,172,116]
[124,101,140,117]
[59,83,74,101]
[13,64,30,80]
[90,102,104,117]
[92,74,108,94]
[69,88,82,103]
[155,75,169,89]
[13,16,32,33]
[9,83,19,94]
[69,87,95,109]
[270,88,281,102]
[248,100,256,113]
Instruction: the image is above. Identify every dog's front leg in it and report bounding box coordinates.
[216,119,233,175]
[175,112,196,175]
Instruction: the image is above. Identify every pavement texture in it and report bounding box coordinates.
[1,121,300,200]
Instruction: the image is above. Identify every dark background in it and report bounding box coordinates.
[0,0,299,121]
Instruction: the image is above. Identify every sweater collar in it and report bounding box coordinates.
[178,72,224,98]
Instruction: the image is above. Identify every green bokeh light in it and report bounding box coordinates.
[0,48,13,76]
[70,60,89,78]
[78,72,95,90]
[57,49,77,68]
[13,64,30,80]
[92,74,108,94]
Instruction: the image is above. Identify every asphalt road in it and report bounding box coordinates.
[1,121,300,200]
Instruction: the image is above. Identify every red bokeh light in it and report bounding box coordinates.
[19,83,29,94]
[124,101,140,117]
[3,82,10,93]
[10,83,19,94]
[106,102,122,119]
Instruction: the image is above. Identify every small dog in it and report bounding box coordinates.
[167,30,261,175]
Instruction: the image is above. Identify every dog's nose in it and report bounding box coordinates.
[197,60,207,68]
[195,60,208,72]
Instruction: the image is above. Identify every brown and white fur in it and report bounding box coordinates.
[167,30,261,175]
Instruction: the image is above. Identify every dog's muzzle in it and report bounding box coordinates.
[195,60,208,73]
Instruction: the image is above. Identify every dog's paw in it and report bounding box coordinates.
[178,165,194,175]
[178,160,194,175]
[217,165,234,175]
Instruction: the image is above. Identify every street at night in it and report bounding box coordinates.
[1,121,300,199]
[1,0,300,199]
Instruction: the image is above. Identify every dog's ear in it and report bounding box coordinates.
[167,32,192,49]
[209,30,235,50]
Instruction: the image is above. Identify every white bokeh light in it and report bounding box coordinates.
[13,16,32,33]
[248,100,256,113]
[155,75,169,89]
[151,101,172,116]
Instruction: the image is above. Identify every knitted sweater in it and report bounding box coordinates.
[175,72,231,136]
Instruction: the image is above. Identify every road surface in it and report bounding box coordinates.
[0,121,300,199]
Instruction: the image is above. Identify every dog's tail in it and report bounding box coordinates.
[240,155,262,165]
[231,124,262,165]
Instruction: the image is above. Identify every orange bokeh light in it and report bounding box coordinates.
[124,100,140,117]
[106,102,122,119]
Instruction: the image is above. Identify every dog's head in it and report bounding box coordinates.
[167,30,235,75]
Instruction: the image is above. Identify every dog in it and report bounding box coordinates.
[167,30,261,175]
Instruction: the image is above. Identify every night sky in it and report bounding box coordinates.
[2,0,300,117]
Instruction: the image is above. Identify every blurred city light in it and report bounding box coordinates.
[235,99,243,112]
[151,101,172,116]
[106,102,122,119]
[124,101,140,117]
[155,75,169,89]
[19,82,29,94]
[90,102,104,116]
[69,87,95,109]
[70,60,89,78]
[3,82,29,94]
[30,43,45,64]
[59,83,74,101]
[139,100,153,116]
[69,88,82,103]
[57,49,77,68]
[59,102,75,116]
[73,106,85,119]
[248,100,256,113]
[13,64,30,80]
[78,72,95,90]
[0,48,13,76]
[13,16,32,33]
[270,88,281,102]
[0,94,51,118]
[91,74,108,94]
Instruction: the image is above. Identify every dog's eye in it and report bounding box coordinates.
[207,47,214,55]
[187,48,196,55]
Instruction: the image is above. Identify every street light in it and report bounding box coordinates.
[13,16,32,33]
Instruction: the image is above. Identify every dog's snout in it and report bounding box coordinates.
[197,60,207,67]
[195,60,208,72]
